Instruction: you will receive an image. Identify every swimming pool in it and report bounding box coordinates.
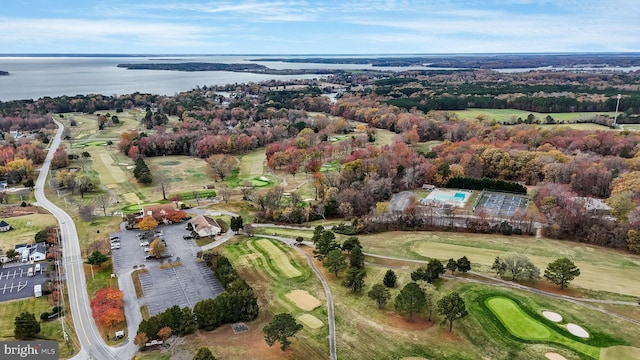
[424,190,469,203]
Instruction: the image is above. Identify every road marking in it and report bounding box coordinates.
[2,283,6,294]
[71,263,92,346]
[17,281,27,292]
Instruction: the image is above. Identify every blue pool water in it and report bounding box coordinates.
[427,191,468,202]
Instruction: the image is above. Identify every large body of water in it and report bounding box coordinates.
[1,55,639,102]
[0,55,442,102]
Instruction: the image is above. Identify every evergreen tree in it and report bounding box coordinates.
[349,245,365,269]
[263,313,303,351]
[14,312,41,339]
[383,269,397,288]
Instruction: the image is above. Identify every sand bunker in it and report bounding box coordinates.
[286,290,321,311]
[567,323,589,338]
[298,314,323,329]
[542,311,563,322]
[545,352,568,360]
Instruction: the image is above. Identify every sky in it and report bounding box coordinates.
[1,0,639,55]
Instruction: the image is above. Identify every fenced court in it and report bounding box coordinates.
[474,190,529,217]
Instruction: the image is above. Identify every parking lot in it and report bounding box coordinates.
[0,263,47,301]
[110,221,224,316]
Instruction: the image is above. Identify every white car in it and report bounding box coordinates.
[143,247,150,253]
[111,243,121,250]
[140,241,149,246]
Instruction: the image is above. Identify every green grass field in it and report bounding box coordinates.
[0,214,58,250]
[453,109,617,127]
[0,297,73,358]
[356,231,640,298]
[254,239,302,278]
[485,296,600,358]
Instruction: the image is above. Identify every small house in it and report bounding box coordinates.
[189,215,222,238]
[0,220,10,232]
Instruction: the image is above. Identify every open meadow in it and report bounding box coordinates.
[356,231,640,298]
[0,213,57,250]
[452,109,616,128]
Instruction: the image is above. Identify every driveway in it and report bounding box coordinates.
[110,221,224,316]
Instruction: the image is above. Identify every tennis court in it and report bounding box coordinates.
[474,191,528,217]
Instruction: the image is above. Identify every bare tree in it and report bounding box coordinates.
[79,205,97,222]
[155,172,171,200]
[240,180,254,200]
[95,193,111,216]
[192,191,200,206]
[219,186,232,203]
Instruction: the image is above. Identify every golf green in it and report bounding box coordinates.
[485,296,600,359]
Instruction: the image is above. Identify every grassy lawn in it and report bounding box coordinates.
[453,109,616,126]
[357,231,640,298]
[0,214,57,250]
[0,297,73,358]
[463,284,636,360]
[485,296,600,358]
[253,239,303,278]
[239,149,266,179]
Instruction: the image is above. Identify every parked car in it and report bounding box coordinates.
[111,243,121,250]
[136,233,144,239]
[140,241,149,246]
[183,234,193,239]
[109,235,119,241]
[143,247,150,253]
[111,238,120,243]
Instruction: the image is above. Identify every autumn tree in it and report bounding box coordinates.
[138,216,159,231]
[324,249,347,277]
[95,193,111,216]
[157,326,172,341]
[149,239,167,257]
[134,332,149,349]
[51,147,69,169]
[90,288,125,330]
[368,284,391,309]
[206,154,236,181]
[263,313,303,351]
[544,258,580,289]
[394,282,426,322]
[496,254,540,282]
[437,292,468,333]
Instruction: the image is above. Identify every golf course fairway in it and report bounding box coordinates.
[485,296,600,359]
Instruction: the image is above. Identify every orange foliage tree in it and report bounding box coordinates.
[138,215,158,231]
[90,288,125,330]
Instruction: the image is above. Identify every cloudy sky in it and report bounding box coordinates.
[2,0,639,54]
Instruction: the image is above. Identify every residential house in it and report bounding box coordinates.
[0,220,10,232]
[15,242,47,262]
[189,215,222,238]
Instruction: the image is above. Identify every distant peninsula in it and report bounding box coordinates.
[116,62,335,75]
[0,70,9,76]
[251,53,640,69]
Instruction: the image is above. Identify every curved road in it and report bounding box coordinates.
[35,120,136,360]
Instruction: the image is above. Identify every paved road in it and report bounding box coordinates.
[34,119,137,360]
